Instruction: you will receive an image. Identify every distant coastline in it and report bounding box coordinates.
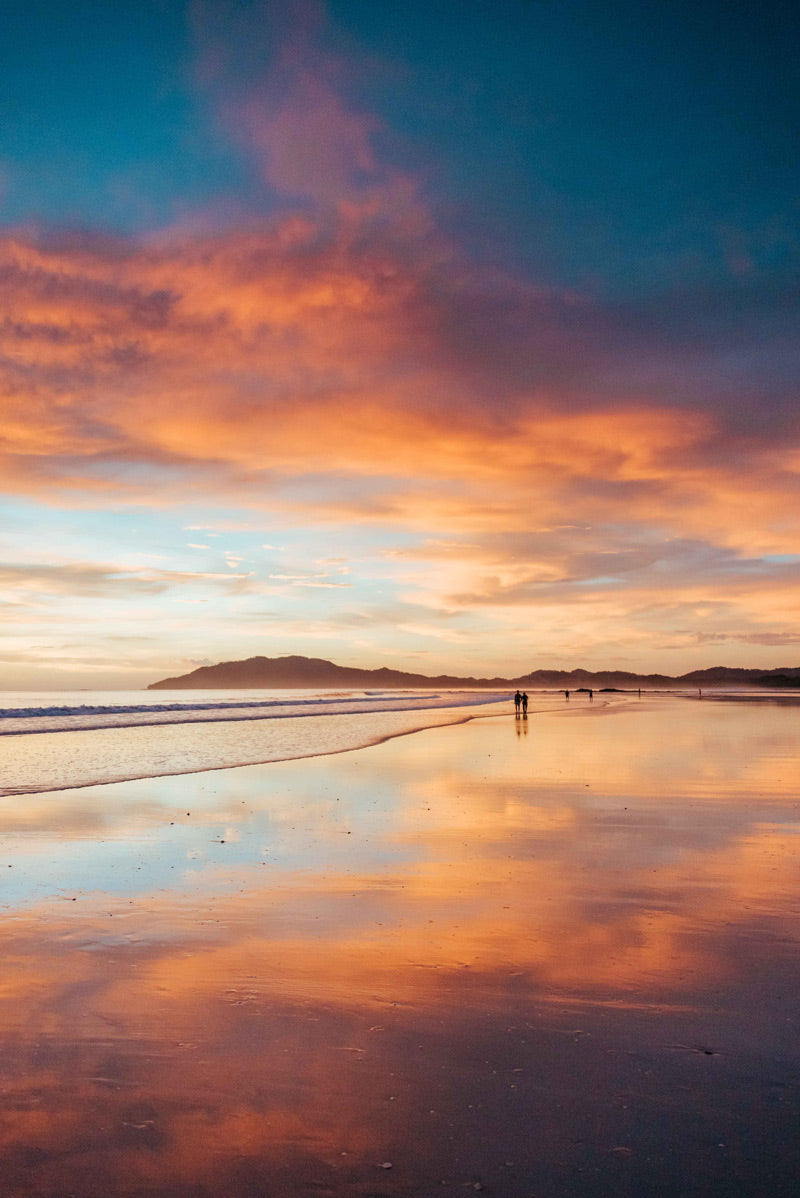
[148,654,800,691]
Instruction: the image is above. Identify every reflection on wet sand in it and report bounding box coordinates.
[1,696,799,1195]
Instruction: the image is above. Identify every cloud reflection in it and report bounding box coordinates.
[1,700,799,1191]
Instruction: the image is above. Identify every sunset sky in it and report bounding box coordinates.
[2,0,799,688]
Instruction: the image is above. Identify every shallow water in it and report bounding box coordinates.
[0,686,506,735]
[0,694,799,1196]
[0,688,511,794]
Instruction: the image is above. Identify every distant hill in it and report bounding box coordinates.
[148,655,512,690]
[147,655,800,690]
[753,673,800,688]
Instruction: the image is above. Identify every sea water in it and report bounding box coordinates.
[2,686,791,798]
[0,687,512,795]
[1,693,799,1197]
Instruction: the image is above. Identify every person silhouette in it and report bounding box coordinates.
[522,692,528,716]
[514,690,521,715]
[564,689,570,700]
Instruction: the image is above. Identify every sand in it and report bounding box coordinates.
[1,692,799,1196]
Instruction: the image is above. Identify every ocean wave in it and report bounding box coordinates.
[0,694,396,721]
[0,690,505,737]
[0,695,510,796]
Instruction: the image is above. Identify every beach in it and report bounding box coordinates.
[1,690,799,1196]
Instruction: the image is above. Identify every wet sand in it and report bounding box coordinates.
[1,693,799,1196]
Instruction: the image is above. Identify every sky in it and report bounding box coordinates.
[1,0,799,689]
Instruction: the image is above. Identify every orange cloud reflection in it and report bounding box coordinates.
[1,702,800,1191]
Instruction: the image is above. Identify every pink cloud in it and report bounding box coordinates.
[236,67,379,202]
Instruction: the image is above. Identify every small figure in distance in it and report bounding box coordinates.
[514,689,521,716]
[522,691,528,716]
[589,688,593,701]
[564,689,570,701]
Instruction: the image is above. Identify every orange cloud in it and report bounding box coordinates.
[3,223,798,550]
[2,212,798,540]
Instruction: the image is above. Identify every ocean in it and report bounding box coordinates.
[0,687,511,796]
[1,689,800,1194]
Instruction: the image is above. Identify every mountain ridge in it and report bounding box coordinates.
[147,655,800,690]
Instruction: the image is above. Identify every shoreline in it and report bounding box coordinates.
[1,696,510,798]
[0,694,798,1195]
[7,687,799,800]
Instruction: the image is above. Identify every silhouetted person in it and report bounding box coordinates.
[514,690,521,715]
[589,688,593,700]
[522,692,528,715]
[564,689,570,700]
